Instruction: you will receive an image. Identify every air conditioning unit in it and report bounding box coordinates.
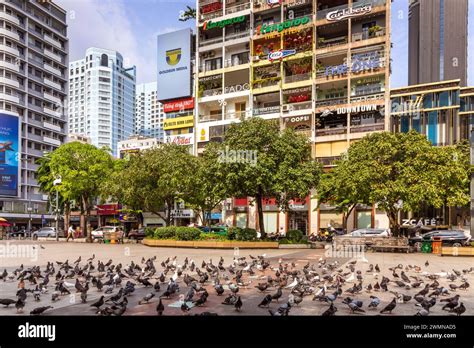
[282,104,293,112]
[208,50,215,57]
[245,43,250,50]
[252,56,260,62]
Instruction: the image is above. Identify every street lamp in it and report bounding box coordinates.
[53,177,62,241]
[21,155,33,236]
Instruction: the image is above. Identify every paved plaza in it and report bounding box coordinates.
[0,241,472,316]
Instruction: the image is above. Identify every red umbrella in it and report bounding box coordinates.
[0,222,10,227]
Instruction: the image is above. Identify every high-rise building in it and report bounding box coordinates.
[408,0,468,86]
[68,47,136,157]
[134,82,165,141]
[0,0,68,229]
[195,0,391,234]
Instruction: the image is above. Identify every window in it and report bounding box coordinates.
[100,54,108,67]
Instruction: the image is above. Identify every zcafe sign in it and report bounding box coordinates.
[326,4,372,21]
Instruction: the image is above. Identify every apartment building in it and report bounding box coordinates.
[194,0,391,234]
[68,47,136,157]
[0,0,68,229]
[134,82,165,142]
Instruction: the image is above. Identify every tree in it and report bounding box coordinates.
[323,131,471,236]
[186,142,228,227]
[222,118,321,238]
[42,142,114,241]
[105,144,196,226]
[179,6,196,21]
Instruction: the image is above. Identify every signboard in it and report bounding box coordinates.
[284,115,311,123]
[163,116,194,130]
[326,4,372,21]
[224,83,250,94]
[157,29,192,101]
[256,16,311,35]
[402,218,442,227]
[170,209,195,218]
[0,113,19,197]
[97,204,121,216]
[166,133,194,146]
[203,15,246,30]
[336,104,379,114]
[201,1,222,14]
[197,124,210,142]
[163,97,194,113]
[325,53,380,76]
[268,49,296,62]
[267,0,282,7]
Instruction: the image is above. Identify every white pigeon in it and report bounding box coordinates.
[285,278,298,289]
[63,281,74,288]
[171,271,178,282]
[345,272,355,283]
[360,256,369,263]
[243,264,251,271]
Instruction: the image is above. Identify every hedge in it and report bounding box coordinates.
[286,229,304,242]
[153,226,177,239]
[235,227,257,241]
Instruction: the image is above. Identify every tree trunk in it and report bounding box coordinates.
[165,200,173,227]
[388,209,400,237]
[82,195,92,242]
[64,201,70,235]
[343,204,357,231]
[256,190,266,239]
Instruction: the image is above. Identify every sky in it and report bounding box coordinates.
[56,0,473,87]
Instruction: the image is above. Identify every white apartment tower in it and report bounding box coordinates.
[68,47,136,156]
[134,82,165,141]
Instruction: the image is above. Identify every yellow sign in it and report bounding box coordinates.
[163,115,194,130]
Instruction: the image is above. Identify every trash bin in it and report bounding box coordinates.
[110,232,117,245]
[432,236,442,254]
[103,232,111,243]
[421,240,432,253]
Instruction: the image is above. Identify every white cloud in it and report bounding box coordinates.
[56,0,158,84]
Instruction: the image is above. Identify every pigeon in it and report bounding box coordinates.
[255,282,269,292]
[415,308,430,316]
[234,296,242,312]
[425,261,429,267]
[0,299,16,307]
[139,293,155,305]
[380,298,397,314]
[271,287,282,302]
[258,294,272,308]
[347,301,365,313]
[449,302,465,316]
[81,290,87,303]
[214,284,224,296]
[90,296,104,309]
[15,298,25,313]
[30,306,53,315]
[321,303,338,316]
[156,299,164,315]
[441,295,460,311]
[368,296,380,308]
[180,301,191,314]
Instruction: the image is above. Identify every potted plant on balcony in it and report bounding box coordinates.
[369,25,382,38]
[317,37,325,47]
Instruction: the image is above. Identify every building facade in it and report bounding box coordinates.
[408,0,468,86]
[195,0,391,234]
[390,79,474,230]
[134,82,165,141]
[117,134,161,159]
[0,0,68,229]
[68,47,136,157]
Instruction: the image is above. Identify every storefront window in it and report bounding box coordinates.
[357,211,371,229]
[263,212,278,234]
[236,213,247,228]
[289,211,308,234]
[319,211,343,229]
[400,115,409,133]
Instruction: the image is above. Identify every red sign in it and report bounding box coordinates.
[234,197,248,206]
[97,204,121,216]
[164,98,194,113]
[201,2,222,14]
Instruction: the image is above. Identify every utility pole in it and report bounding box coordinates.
[53,177,62,241]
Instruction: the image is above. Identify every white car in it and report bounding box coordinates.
[349,228,390,237]
[32,227,59,239]
[91,226,123,240]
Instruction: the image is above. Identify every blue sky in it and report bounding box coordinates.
[57,0,473,87]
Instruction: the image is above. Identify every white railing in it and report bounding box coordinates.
[225,2,250,14]
[201,88,223,97]
[284,73,311,84]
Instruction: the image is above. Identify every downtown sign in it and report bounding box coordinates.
[326,4,372,21]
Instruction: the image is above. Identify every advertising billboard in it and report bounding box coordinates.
[163,97,194,113]
[163,116,194,130]
[0,113,20,197]
[157,28,192,101]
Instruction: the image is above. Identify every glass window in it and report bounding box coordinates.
[400,115,409,133]
[427,111,438,145]
[438,91,449,107]
[412,113,421,132]
[357,211,372,229]
[423,93,433,109]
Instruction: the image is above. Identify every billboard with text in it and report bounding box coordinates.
[0,113,20,197]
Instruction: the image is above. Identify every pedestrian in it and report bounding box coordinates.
[67,224,75,242]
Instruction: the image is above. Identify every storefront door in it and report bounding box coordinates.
[288,211,308,235]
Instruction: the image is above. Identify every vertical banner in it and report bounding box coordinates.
[0,113,20,197]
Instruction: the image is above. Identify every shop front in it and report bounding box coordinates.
[233,197,248,228]
[261,197,279,234]
[287,197,309,235]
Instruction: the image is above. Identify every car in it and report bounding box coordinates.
[128,227,146,240]
[198,225,228,235]
[349,228,390,237]
[91,226,123,241]
[409,230,471,251]
[9,229,30,238]
[32,227,59,239]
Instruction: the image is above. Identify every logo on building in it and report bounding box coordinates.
[325,52,380,76]
[166,134,194,146]
[336,104,379,114]
[267,0,282,7]
[326,4,372,21]
[268,49,296,62]
[256,16,311,35]
[203,15,246,30]
[166,48,182,66]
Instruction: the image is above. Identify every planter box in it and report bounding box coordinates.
[279,244,311,249]
[143,239,279,249]
[441,246,474,256]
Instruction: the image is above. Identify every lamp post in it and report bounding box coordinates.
[53,177,62,241]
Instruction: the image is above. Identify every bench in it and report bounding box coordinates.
[370,238,414,254]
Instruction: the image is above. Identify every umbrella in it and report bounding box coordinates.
[0,222,10,227]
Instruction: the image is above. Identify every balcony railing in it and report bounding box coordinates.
[199,113,223,122]
[353,87,384,97]
[284,73,312,84]
[224,58,249,67]
[283,100,312,111]
[315,97,347,108]
[200,11,223,21]
[350,92,385,103]
[253,105,280,116]
[350,123,384,133]
[316,156,341,166]
[317,36,348,49]
[201,88,223,97]
[225,31,249,41]
[295,129,313,138]
[316,127,347,136]
[199,37,223,47]
[253,78,280,89]
[352,28,386,42]
[225,110,248,120]
[199,63,223,73]
[226,2,251,14]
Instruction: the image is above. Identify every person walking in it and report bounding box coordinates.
[67,224,75,242]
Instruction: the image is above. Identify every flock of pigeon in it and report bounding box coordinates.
[0,253,471,316]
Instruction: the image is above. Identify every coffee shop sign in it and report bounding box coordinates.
[325,53,380,76]
[402,218,441,227]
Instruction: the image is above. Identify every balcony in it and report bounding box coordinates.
[352,28,386,42]
[316,156,340,167]
[0,76,20,88]
[43,136,61,146]
[0,60,20,72]
[350,123,384,134]
[0,92,20,103]
[316,127,347,136]
[283,100,312,112]
[43,121,62,132]
[224,57,249,68]
[350,92,385,103]
[201,88,223,97]
[200,11,223,22]
[199,113,223,122]
[225,110,249,120]
[314,97,347,108]
[225,2,251,14]
[0,28,20,41]
[43,35,62,49]
[43,106,61,117]
[225,31,249,42]
[252,78,280,89]
[44,64,62,76]
[0,43,20,56]
[44,92,62,105]
[0,11,21,25]
[44,49,63,63]
[284,73,312,84]
[199,37,223,47]
[295,129,313,138]
[253,105,280,116]
[317,36,348,49]
[44,78,62,90]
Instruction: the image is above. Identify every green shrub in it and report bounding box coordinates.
[144,227,155,238]
[154,226,177,239]
[286,229,304,242]
[199,233,228,241]
[236,227,257,241]
[227,227,241,240]
[175,227,201,241]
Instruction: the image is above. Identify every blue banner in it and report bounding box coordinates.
[0,113,19,197]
